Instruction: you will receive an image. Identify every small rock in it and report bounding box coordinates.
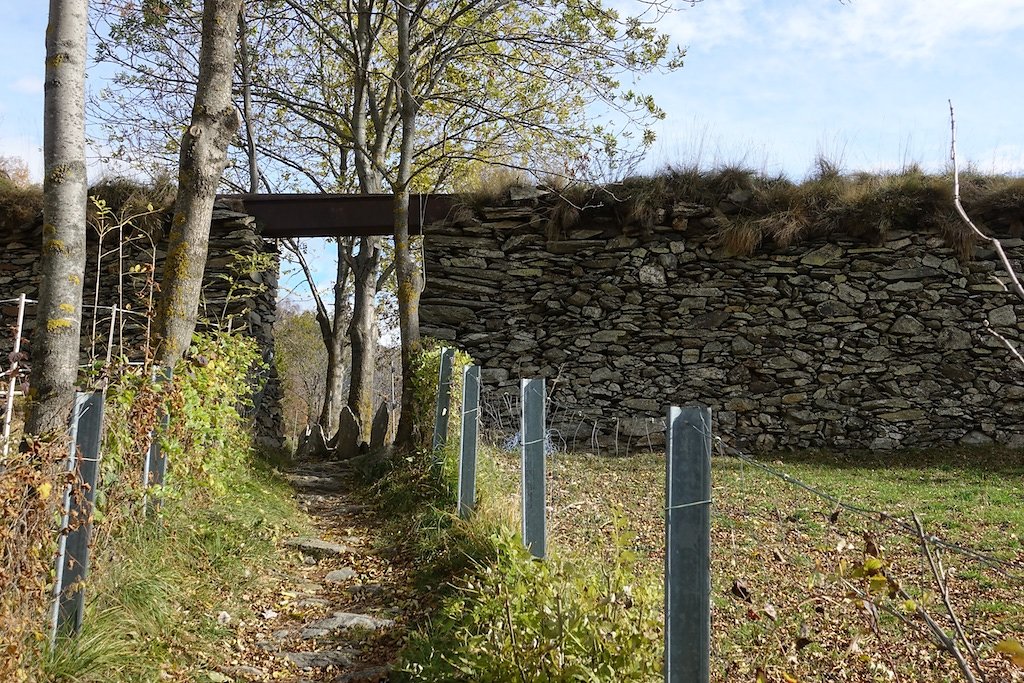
[989,304,1017,327]
[731,336,754,355]
[960,431,993,446]
[639,264,666,285]
[324,568,358,584]
[300,612,395,639]
[937,327,972,350]
[889,315,924,335]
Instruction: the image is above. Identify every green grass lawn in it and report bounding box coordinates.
[487,447,1024,682]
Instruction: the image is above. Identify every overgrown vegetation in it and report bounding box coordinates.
[364,345,664,681]
[464,159,1024,258]
[2,331,305,682]
[0,175,175,236]
[361,344,1024,681]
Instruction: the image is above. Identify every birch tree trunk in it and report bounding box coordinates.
[347,237,382,443]
[318,239,353,436]
[24,0,89,438]
[393,0,422,450]
[237,6,259,194]
[154,0,242,368]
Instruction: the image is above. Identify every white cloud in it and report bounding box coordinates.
[657,0,750,51]
[663,0,1024,64]
[813,0,1024,62]
[9,76,43,95]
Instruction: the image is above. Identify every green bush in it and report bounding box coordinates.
[398,511,663,682]
[31,330,303,682]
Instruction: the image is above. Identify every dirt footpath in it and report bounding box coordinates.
[209,459,424,683]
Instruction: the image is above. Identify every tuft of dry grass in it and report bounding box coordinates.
[0,182,44,234]
[717,218,761,256]
[87,174,176,237]
[0,438,66,682]
[463,166,533,210]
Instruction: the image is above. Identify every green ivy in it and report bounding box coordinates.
[162,331,265,495]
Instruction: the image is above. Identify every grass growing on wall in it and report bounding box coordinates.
[461,159,1024,258]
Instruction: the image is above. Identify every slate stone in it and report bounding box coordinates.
[335,407,361,460]
[889,315,925,335]
[296,425,329,460]
[938,327,973,350]
[801,244,844,266]
[300,612,395,639]
[989,304,1017,326]
[324,568,358,584]
[369,403,391,451]
[283,650,354,669]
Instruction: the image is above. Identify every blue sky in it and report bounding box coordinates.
[3,0,1024,182]
[642,0,1024,176]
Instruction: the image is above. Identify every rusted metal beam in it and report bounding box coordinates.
[218,193,456,238]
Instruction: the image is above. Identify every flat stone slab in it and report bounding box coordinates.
[324,568,357,584]
[283,650,354,670]
[300,612,395,639]
[284,473,346,490]
[283,537,356,559]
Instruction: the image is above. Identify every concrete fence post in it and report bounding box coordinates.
[664,406,712,683]
[432,347,455,457]
[521,377,546,559]
[51,391,105,641]
[457,364,480,518]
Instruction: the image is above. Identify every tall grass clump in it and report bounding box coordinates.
[371,344,663,682]
[6,330,305,682]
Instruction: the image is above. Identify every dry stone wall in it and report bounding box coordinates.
[421,193,1024,453]
[0,205,284,447]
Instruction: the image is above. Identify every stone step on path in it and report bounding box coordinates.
[212,457,416,683]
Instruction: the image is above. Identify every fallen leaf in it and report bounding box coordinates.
[995,638,1024,668]
[731,578,752,603]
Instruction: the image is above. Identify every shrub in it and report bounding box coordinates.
[398,511,663,682]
